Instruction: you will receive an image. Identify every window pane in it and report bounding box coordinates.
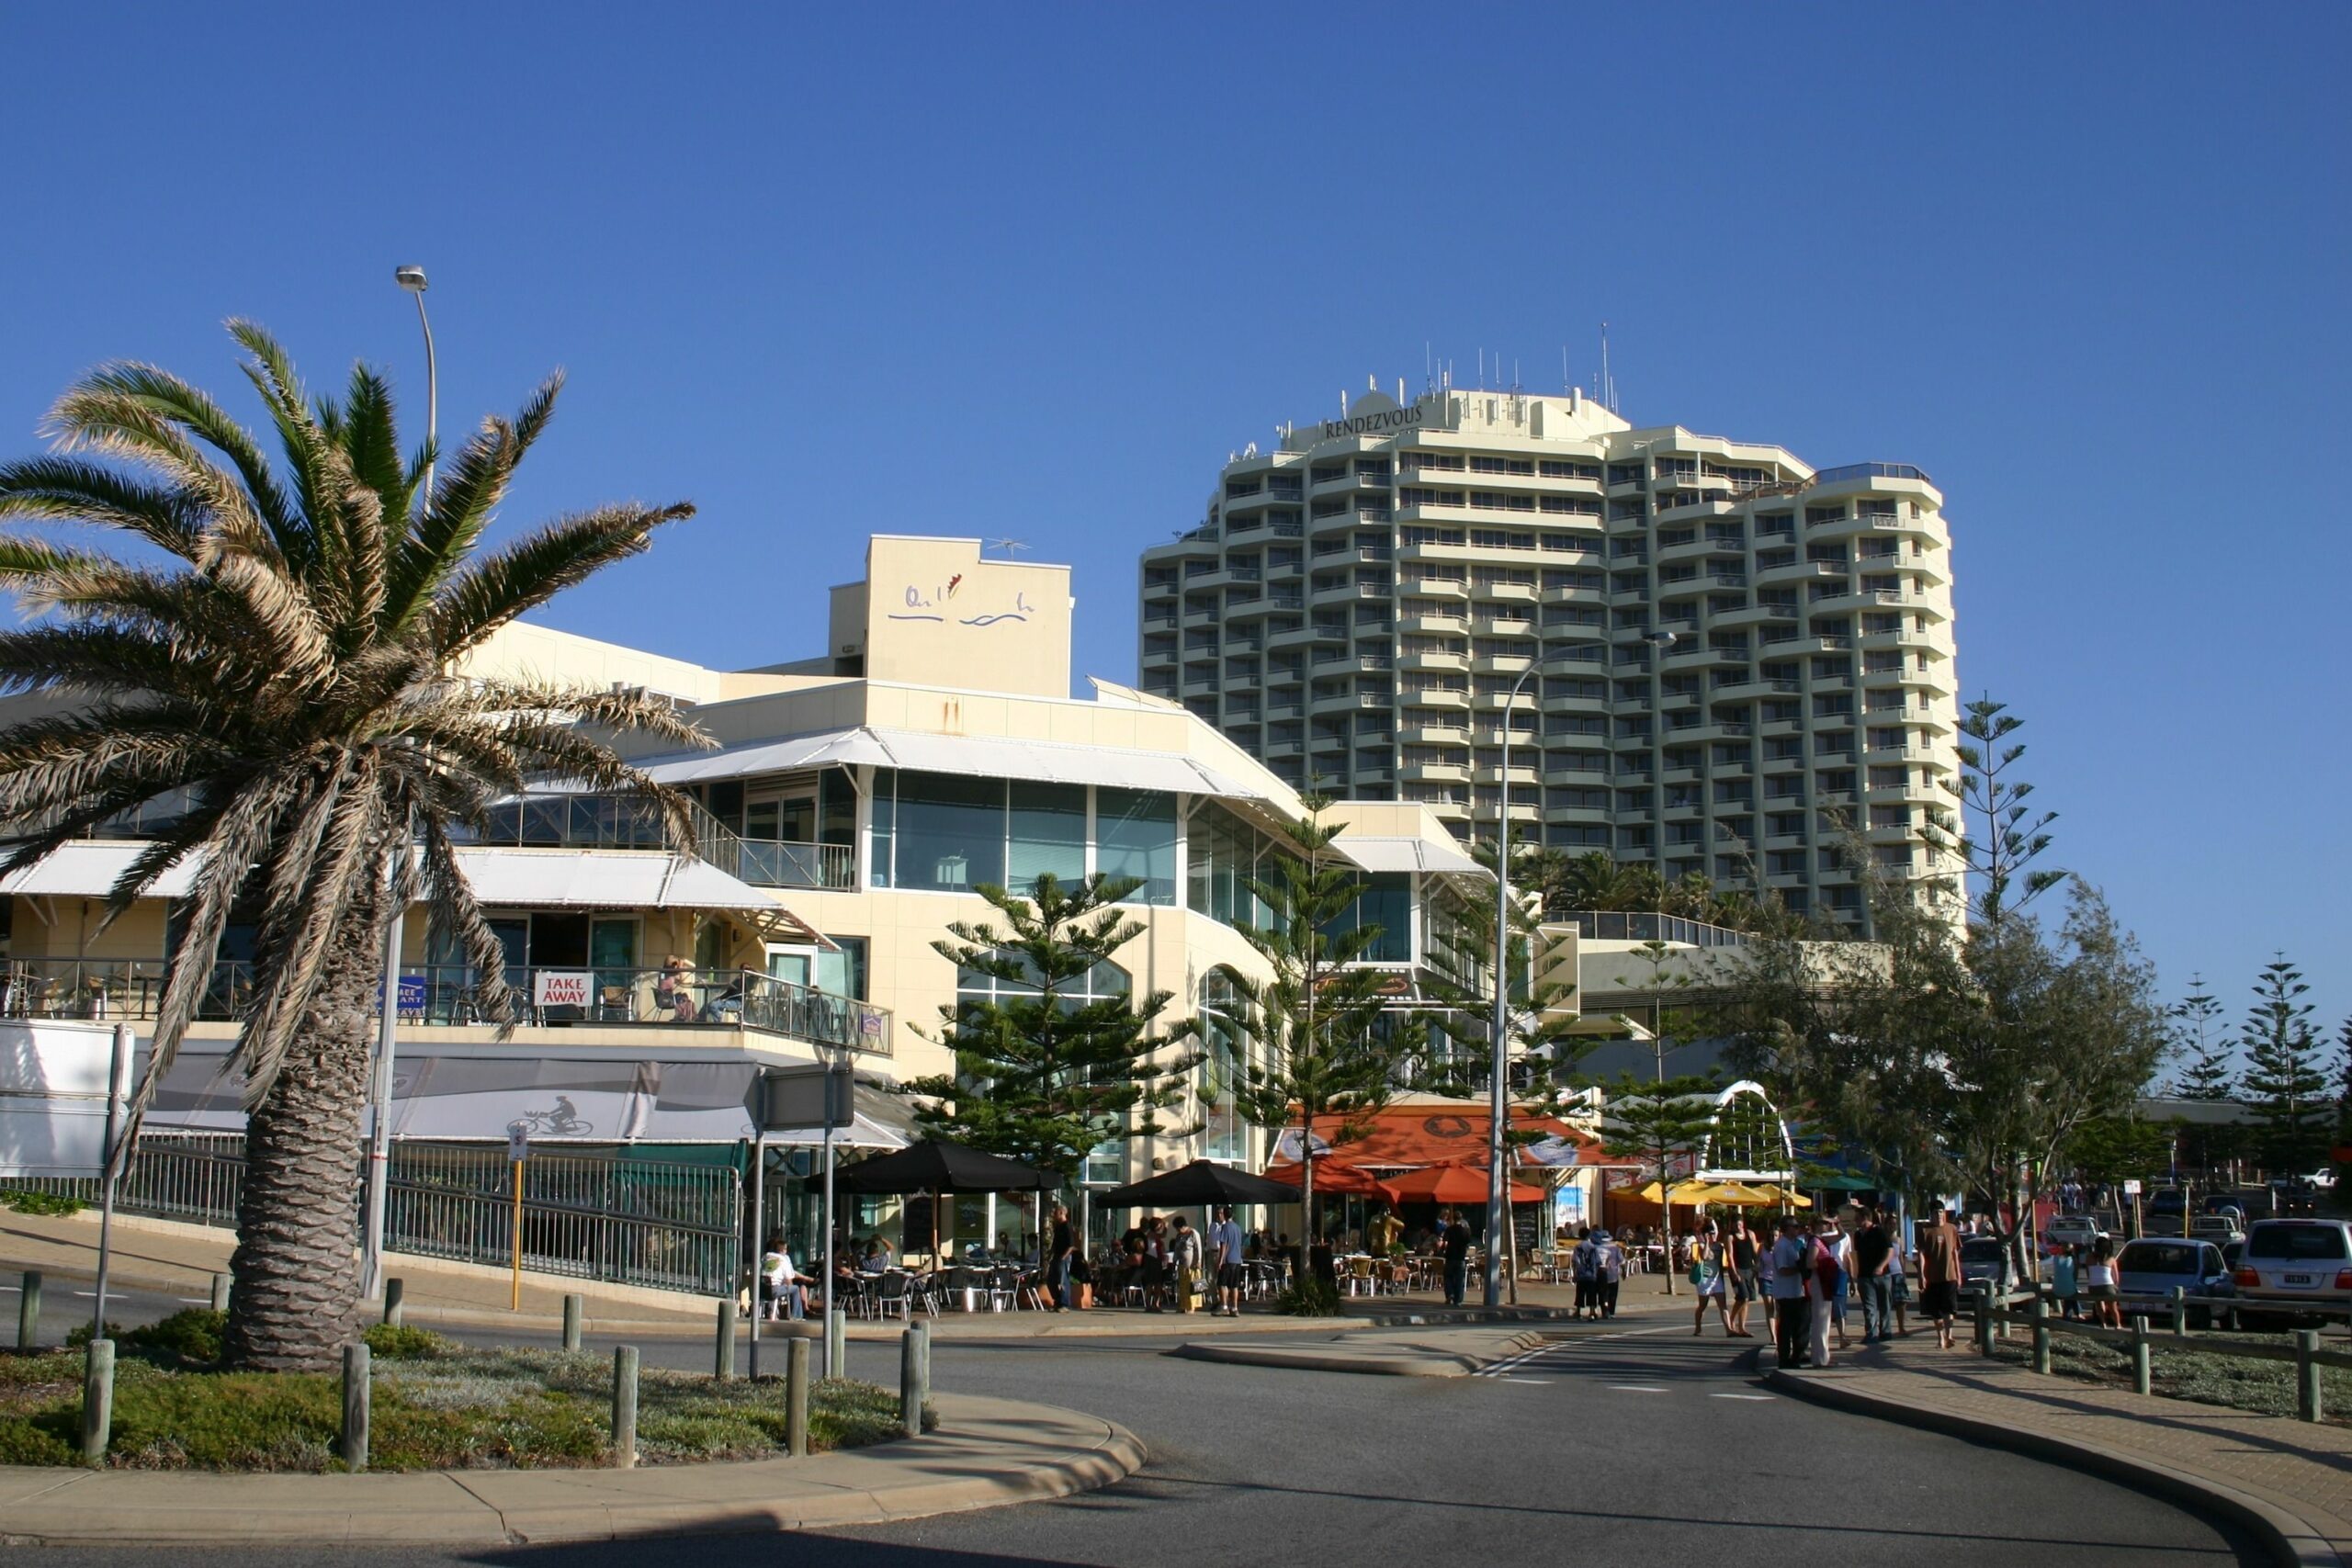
[895,772,1005,892]
[1098,788,1177,906]
[1322,871,1412,963]
[1008,781,1087,895]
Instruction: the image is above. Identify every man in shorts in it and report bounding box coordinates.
[1208,1204,1249,1318]
[1917,1206,1963,1350]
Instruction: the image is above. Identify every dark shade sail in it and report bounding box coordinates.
[1095,1159,1302,1209]
[830,1137,1053,1195]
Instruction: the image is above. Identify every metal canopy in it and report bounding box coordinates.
[628,724,1276,802]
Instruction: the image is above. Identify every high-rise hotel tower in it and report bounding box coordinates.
[1136,384,1962,926]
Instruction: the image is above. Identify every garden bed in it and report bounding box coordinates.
[1984,1326,2352,1427]
[0,1313,920,1470]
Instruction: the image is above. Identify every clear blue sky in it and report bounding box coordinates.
[2,4,2346,1051]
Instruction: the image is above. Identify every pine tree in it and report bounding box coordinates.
[1597,1072,1724,1295]
[904,873,1202,1240]
[2238,954,2326,1177]
[2168,976,2235,1100]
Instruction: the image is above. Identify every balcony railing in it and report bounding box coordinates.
[0,959,892,1055]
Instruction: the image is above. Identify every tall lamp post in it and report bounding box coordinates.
[361,265,435,1302]
[1484,629,1682,1306]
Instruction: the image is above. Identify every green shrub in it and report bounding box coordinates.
[66,1321,123,1349]
[121,1308,225,1366]
[0,1417,74,1464]
[1272,1279,1341,1316]
[0,1190,85,1216]
[363,1323,451,1360]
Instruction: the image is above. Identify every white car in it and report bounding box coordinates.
[2304,1170,2339,1192]
[2045,1214,2106,1249]
[2189,1215,2244,1246]
[2233,1219,2352,1326]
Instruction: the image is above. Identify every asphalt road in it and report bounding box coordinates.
[0,1275,2264,1568]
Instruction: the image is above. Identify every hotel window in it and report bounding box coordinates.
[1097,787,1178,906]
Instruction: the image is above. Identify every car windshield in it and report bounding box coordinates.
[2246,1225,2348,1261]
[2120,1243,2203,1274]
[1961,1239,2004,1261]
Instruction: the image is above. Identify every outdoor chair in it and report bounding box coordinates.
[1346,1257,1378,1297]
[875,1269,915,1321]
[985,1267,1019,1312]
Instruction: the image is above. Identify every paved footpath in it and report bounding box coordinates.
[1772,1336,2352,1567]
[0,1392,1140,1547]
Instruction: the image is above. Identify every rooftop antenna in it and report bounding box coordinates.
[1562,344,1570,394]
[1600,321,1613,412]
[987,537,1030,558]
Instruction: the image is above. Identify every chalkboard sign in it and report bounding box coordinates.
[901,1194,935,1260]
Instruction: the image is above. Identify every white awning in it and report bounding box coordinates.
[0,842,827,944]
[632,725,1277,802]
[1330,834,1487,878]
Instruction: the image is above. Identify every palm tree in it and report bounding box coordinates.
[0,323,701,1369]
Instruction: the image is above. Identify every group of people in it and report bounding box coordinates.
[1565,1226,1629,1319]
[1664,1206,1931,1369]
[2046,1234,2124,1327]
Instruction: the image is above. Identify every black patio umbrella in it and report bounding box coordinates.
[1096,1159,1300,1209]
[831,1138,1053,1195]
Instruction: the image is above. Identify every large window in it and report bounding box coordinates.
[1185,803,1273,928]
[1096,787,1178,906]
[1199,974,1250,1163]
[871,772,1177,905]
[1321,872,1413,964]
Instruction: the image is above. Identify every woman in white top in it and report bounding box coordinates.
[761,1235,808,1321]
[2084,1235,2122,1328]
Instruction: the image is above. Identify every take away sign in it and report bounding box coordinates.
[532,970,594,1010]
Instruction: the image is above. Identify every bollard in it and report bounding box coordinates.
[1973,1284,1996,1356]
[209,1272,230,1314]
[2297,1329,2323,1423]
[340,1341,371,1472]
[562,1293,583,1352]
[612,1345,639,1469]
[383,1277,404,1328]
[17,1269,40,1349]
[716,1295,738,1381]
[786,1332,812,1458]
[899,1322,929,1439]
[2170,1286,2187,1337]
[2030,1292,2051,1375]
[2131,1316,2152,1396]
[825,1306,845,1382]
[79,1338,113,1467]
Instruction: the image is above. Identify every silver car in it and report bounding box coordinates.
[2233,1219,2352,1326]
[2045,1213,2106,1249]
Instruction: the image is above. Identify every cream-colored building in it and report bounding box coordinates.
[1138,384,1964,929]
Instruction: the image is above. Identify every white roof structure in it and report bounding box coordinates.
[1329,834,1486,878]
[630,725,1277,802]
[0,842,827,945]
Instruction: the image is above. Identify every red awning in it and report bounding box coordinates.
[1379,1162,1544,1206]
[1280,1102,1597,1169]
[1261,1161,1392,1197]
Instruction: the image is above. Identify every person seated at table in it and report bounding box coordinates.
[859,1236,892,1272]
[760,1233,811,1321]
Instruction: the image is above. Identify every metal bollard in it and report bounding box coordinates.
[18,1270,40,1349]
[2030,1292,2051,1375]
[341,1341,371,1472]
[562,1293,583,1352]
[2297,1329,2323,1423]
[899,1322,929,1439]
[786,1331,812,1457]
[716,1295,738,1381]
[209,1272,231,1314]
[2131,1316,2151,1396]
[1973,1284,1995,1355]
[383,1277,404,1327]
[80,1338,113,1467]
[825,1306,845,1382]
[612,1346,639,1468]
[2170,1286,2187,1337]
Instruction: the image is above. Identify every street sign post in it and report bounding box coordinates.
[507,1126,528,1310]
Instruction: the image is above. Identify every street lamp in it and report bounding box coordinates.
[361,265,436,1302]
[1483,627,1685,1306]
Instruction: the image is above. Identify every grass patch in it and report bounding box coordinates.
[1987,1325,2352,1427]
[0,1332,922,1471]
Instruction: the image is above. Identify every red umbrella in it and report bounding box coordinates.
[1262,1160,1392,1197]
[1378,1162,1544,1206]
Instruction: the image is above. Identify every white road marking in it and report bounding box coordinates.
[1607,1383,1669,1393]
[1711,1393,1776,1401]
[1497,1377,1554,1385]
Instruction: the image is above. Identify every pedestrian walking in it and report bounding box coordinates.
[1170,1213,1204,1314]
[1209,1204,1248,1317]
[1769,1215,1813,1366]
[1828,1213,1858,1351]
[1047,1202,1076,1312]
[1724,1216,1758,1337]
[1917,1206,1963,1350]
[2085,1235,2122,1328]
[1809,1217,1844,1367]
[1690,1221,1734,1337]
[1597,1229,1624,1318]
[1853,1207,1896,1343]
[1441,1208,1473,1306]
[1570,1225,1600,1319]
[2051,1240,2082,1321]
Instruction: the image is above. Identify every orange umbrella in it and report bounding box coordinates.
[1377,1163,1544,1206]
[1261,1160,1392,1197]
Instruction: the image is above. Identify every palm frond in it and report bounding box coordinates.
[428,502,692,660]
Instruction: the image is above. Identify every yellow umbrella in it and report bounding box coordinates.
[1634,1179,1719,1205]
[1747,1183,1813,1209]
[1696,1180,1779,1207]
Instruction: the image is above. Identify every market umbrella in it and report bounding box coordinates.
[1098,1159,1300,1208]
[1747,1183,1814,1210]
[1634,1179,1719,1205]
[1262,1160,1392,1197]
[831,1138,1052,1194]
[1378,1163,1543,1206]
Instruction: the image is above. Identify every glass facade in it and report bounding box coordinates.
[1199,973,1248,1163]
[1095,787,1178,905]
[1322,872,1413,964]
[1184,802,1275,928]
[869,770,1179,906]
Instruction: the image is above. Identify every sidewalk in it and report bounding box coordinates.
[0,1392,1142,1546]
[1770,1337,2352,1567]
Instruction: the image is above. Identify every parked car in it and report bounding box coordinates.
[2148,1189,2189,1224]
[2305,1170,2339,1192]
[2189,1215,2244,1246]
[2223,1240,2245,1273]
[1960,1236,2007,1285]
[2117,1238,2236,1327]
[2232,1219,2352,1327]
[2200,1196,2247,1225]
[2046,1213,2106,1249]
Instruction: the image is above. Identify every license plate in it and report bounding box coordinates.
[2286,1274,2314,1286]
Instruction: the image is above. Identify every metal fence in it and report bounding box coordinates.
[4,1135,741,1297]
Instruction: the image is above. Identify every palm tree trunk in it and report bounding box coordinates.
[221,885,388,1371]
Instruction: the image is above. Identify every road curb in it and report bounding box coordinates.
[1766,1367,2346,1568]
[0,1393,1143,1547]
